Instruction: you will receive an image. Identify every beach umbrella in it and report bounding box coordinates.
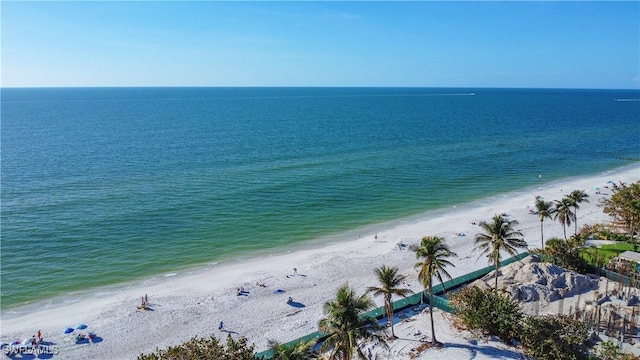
[10,340,20,346]
[76,324,88,330]
[64,327,75,334]
[594,187,600,191]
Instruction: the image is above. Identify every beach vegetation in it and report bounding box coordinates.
[449,286,523,343]
[593,340,640,360]
[535,198,555,248]
[600,181,640,239]
[567,190,590,236]
[541,237,588,273]
[413,236,457,345]
[555,197,576,240]
[266,339,318,360]
[366,265,413,339]
[520,314,589,360]
[318,283,387,360]
[581,223,631,242]
[541,237,566,264]
[582,245,608,270]
[137,334,255,360]
[474,215,527,289]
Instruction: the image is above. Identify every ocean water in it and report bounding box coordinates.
[1,87,639,309]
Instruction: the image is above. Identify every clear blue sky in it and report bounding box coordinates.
[2,1,639,89]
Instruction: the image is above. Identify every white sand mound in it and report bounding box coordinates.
[471,256,600,302]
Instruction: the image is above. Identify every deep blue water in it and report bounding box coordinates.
[1,87,639,309]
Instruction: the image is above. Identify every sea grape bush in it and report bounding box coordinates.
[449,286,523,343]
[520,315,589,360]
[451,286,592,359]
[137,334,255,360]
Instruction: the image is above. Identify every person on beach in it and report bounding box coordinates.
[293,268,297,276]
[36,330,42,343]
[219,321,224,331]
[287,297,293,304]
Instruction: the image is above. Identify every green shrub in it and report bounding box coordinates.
[137,334,256,360]
[520,315,588,360]
[449,286,523,342]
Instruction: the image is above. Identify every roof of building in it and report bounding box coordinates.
[618,250,640,263]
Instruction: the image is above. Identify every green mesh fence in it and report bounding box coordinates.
[428,294,455,313]
[433,251,530,296]
[601,268,638,288]
[255,252,530,359]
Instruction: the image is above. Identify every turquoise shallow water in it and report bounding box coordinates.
[1,87,639,309]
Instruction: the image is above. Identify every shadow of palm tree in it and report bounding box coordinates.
[443,342,523,358]
[221,329,239,335]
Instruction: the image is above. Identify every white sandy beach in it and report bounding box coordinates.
[1,166,638,359]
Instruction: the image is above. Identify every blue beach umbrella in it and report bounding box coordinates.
[64,327,75,334]
[76,324,88,330]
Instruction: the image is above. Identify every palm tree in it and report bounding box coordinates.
[554,198,575,240]
[474,215,527,289]
[535,198,554,249]
[267,339,318,360]
[413,236,457,345]
[366,265,413,339]
[318,283,387,360]
[544,237,569,266]
[567,190,589,235]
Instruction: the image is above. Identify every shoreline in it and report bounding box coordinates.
[3,163,637,313]
[1,165,638,359]
[4,164,634,314]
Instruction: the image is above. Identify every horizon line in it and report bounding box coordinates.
[2,85,639,91]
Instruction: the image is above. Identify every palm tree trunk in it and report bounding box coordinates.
[387,297,395,338]
[574,208,578,235]
[495,259,499,289]
[563,223,567,240]
[429,282,437,344]
[540,219,545,248]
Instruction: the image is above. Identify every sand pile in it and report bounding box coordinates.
[471,255,600,302]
